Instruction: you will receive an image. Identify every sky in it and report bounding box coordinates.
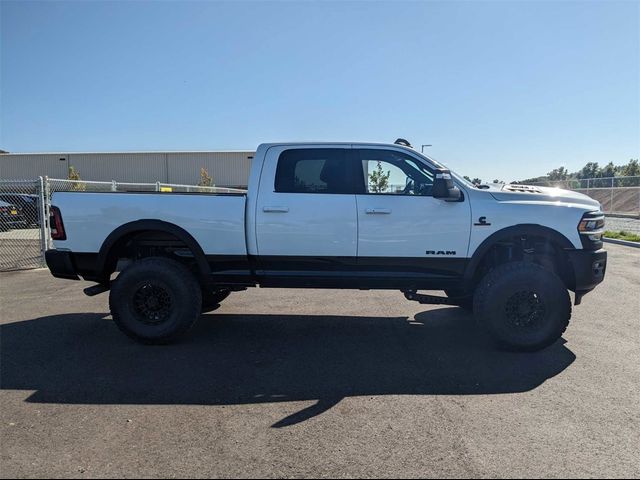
[1,0,638,182]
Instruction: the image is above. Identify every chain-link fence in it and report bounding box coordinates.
[573,187,639,215]
[527,176,640,216]
[527,176,640,190]
[0,179,48,271]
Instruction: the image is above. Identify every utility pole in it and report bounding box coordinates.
[421,144,432,153]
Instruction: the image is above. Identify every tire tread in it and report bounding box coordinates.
[473,261,571,351]
[109,257,202,344]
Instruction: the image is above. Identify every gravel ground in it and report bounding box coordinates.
[605,216,640,234]
[1,244,639,478]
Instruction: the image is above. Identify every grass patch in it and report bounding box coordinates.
[604,230,640,242]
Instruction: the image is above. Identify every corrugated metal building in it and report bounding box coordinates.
[0,151,255,188]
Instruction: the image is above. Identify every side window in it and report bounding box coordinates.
[358,149,435,196]
[275,148,352,194]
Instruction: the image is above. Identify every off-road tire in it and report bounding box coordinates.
[473,261,571,352]
[109,257,202,345]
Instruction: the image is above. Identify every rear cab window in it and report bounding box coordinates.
[274,148,353,194]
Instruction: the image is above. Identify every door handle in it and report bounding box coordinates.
[365,208,392,214]
[263,206,289,213]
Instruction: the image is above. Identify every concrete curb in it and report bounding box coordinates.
[603,237,640,248]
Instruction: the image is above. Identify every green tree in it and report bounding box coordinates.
[471,178,482,185]
[547,167,569,181]
[577,162,599,180]
[198,167,214,187]
[368,161,391,193]
[67,165,85,191]
[514,158,639,188]
[619,159,640,186]
[590,162,616,187]
[621,159,639,176]
[512,176,546,185]
[599,162,617,178]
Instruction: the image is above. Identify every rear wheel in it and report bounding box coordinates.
[109,257,202,344]
[473,261,571,352]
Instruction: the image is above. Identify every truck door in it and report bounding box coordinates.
[354,147,471,284]
[255,146,359,281]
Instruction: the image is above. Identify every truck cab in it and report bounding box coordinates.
[46,142,607,351]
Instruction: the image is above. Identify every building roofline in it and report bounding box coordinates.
[0,150,256,156]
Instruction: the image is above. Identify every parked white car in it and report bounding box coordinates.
[46,142,607,350]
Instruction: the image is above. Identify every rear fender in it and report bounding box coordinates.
[96,220,211,282]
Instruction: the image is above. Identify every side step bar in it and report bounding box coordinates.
[403,290,457,305]
[83,283,246,297]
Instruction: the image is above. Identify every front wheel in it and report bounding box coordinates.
[473,262,571,352]
[109,257,202,344]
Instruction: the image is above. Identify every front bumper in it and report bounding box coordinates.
[567,248,607,293]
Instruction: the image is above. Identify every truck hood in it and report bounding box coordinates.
[488,184,601,210]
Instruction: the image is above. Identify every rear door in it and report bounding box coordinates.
[355,147,471,283]
[255,145,359,281]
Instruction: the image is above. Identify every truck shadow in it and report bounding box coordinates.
[0,308,575,427]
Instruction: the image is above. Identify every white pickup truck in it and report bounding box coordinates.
[46,141,607,351]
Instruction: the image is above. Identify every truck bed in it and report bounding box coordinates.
[51,192,248,257]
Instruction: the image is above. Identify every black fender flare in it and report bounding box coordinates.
[96,219,211,281]
[463,224,575,285]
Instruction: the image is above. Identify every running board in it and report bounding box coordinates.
[403,290,456,305]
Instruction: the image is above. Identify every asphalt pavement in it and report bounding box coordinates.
[1,243,639,478]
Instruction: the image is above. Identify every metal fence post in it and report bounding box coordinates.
[37,176,49,265]
[610,177,614,213]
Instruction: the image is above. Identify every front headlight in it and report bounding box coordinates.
[578,211,605,246]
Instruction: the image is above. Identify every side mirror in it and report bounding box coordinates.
[433,170,462,201]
